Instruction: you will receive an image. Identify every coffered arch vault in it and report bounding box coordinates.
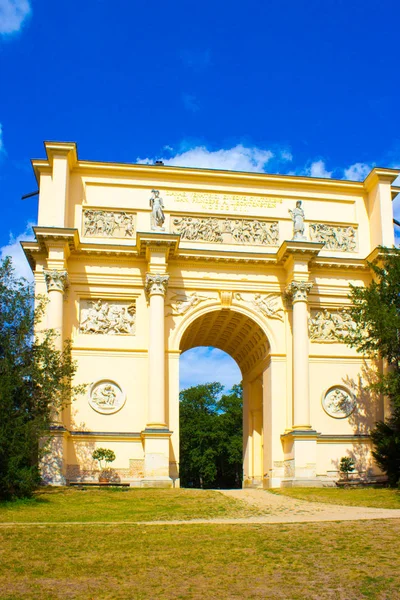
[179,308,270,376]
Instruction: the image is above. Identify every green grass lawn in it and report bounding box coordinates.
[273,487,400,509]
[1,520,399,599]
[0,487,261,523]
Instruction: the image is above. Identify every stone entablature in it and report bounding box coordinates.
[171,215,279,246]
[83,209,135,238]
[309,223,357,252]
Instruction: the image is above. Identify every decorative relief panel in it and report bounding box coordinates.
[80,300,136,335]
[309,223,357,252]
[83,209,135,238]
[89,380,126,414]
[322,386,355,419]
[235,292,284,321]
[309,308,356,342]
[166,291,209,316]
[172,216,279,246]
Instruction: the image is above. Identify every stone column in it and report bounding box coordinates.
[42,269,68,485]
[142,273,172,486]
[145,273,170,428]
[44,269,68,351]
[287,281,312,430]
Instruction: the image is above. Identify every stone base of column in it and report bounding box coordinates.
[281,429,322,488]
[141,428,173,488]
[40,428,68,486]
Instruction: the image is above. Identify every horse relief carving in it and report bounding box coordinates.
[83,209,135,238]
[80,300,136,335]
[309,308,356,342]
[172,216,279,246]
[309,223,357,252]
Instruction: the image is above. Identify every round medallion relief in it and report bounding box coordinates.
[89,380,126,415]
[322,386,355,419]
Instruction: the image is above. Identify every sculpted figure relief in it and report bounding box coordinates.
[83,210,134,238]
[80,300,136,335]
[322,387,355,418]
[235,292,284,321]
[309,223,357,252]
[150,190,165,230]
[172,216,279,246]
[166,291,208,316]
[89,380,126,414]
[289,200,306,241]
[309,308,357,342]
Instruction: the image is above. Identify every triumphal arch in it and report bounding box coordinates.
[22,141,399,487]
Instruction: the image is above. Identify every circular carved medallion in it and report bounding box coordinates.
[89,380,126,415]
[322,386,355,419]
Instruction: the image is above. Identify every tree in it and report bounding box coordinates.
[0,257,84,500]
[346,248,400,486]
[179,382,243,488]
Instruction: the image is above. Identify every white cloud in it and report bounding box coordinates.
[343,162,372,181]
[0,0,31,34]
[0,223,35,281]
[306,160,333,178]
[180,347,241,391]
[137,143,293,173]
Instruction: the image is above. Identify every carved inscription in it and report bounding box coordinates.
[309,223,357,252]
[166,190,282,212]
[80,300,136,335]
[309,308,356,342]
[83,209,135,238]
[172,216,279,246]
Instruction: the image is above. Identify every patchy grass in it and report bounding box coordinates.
[0,520,399,599]
[273,487,400,509]
[0,487,261,523]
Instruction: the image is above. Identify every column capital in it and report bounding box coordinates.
[44,269,68,293]
[145,273,170,298]
[286,280,312,303]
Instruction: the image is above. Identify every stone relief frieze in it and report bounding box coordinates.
[80,300,136,335]
[172,216,279,246]
[322,386,355,419]
[309,308,356,342]
[166,291,209,316]
[83,209,135,238]
[235,292,284,321]
[309,223,357,252]
[89,380,126,414]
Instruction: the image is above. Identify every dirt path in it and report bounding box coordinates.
[1,490,400,526]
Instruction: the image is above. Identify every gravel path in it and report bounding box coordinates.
[1,490,399,527]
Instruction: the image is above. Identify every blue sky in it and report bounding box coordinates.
[1,0,399,390]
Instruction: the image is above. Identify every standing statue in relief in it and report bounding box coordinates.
[150,189,165,231]
[289,200,306,241]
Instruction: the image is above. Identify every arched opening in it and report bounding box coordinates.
[178,308,271,488]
